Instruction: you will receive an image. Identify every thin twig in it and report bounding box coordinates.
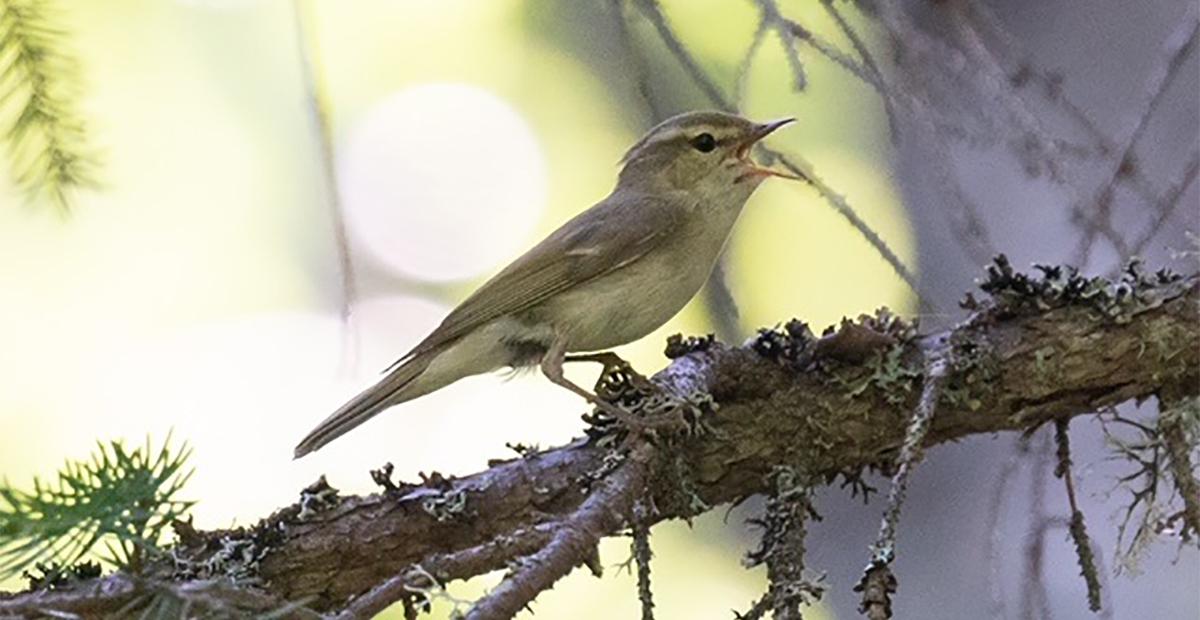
[930,2,1068,181]
[1159,398,1200,543]
[984,439,1022,620]
[901,1,1127,264]
[1073,5,1199,267]
[631,502,655,620]
[334,525,557,620]
[630,0,730,108]
[1035,515,1117,620]
[464,443,654,620]
[1020,432,1054,620]
[764,479,814,620]
[609,0,668,123]
[745,467,820,620]
[877,69,999,265]
[292,0,360,370]
[1125,149,1200,263]
[734,594,771,620]
[818,0,901,142]
[816,2,998,265]
[856,348,949,619]
[623,0,933,311]
[959,0,1180,224]
[1054,419,1102,612]
[734,16,770,108]
[766,148,938,315]
[945,3,1131,264]
[754,0,806,91]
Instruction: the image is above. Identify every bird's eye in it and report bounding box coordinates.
[690,133,717,153]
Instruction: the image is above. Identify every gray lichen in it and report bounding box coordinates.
[296,476,341,521]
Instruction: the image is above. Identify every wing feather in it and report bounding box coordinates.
[385,192,681,370]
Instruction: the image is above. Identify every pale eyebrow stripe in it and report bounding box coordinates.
[649,126,737,147]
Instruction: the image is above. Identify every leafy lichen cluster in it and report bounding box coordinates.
[663,333,717,359]
[939,327,998,412]
[750,309,917,375]
[968,255,1182,321]
[171,532,270,584]
[171,484,298,584]
[841,345,922,406]
[295,475,341,521]
[749,319,816,366]
[21,560,100,590]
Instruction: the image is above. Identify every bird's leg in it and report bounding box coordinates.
[542,338,648,430]
[564,351,655,392]
[566,352,706,436]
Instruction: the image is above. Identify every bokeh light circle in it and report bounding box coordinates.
[340,82,548,281]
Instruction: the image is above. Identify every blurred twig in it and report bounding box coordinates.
[1019,432,1054,620]
[292,0,360,369]
[900,0,1129,267]
[733,16,769,107]
[703,256,742,342]
[960,0,1185,235]
[1071,4,1199,267]
[815,1,1000,265]
[983,438,1021,620]
[611,0,744,338]
[622,0,933,313]
[629,0,729,107]
[818,0,900,142]
[0,0,98,212]
[753,0,806,91]
[1125,149,1200,266]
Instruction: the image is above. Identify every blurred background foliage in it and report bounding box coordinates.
[0,0,1194,618]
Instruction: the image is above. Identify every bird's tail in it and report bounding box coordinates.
[294,352,434,459]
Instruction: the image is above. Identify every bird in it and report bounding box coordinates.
[294,110,797,458]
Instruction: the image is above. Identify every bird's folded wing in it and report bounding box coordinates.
[385,193,683,370]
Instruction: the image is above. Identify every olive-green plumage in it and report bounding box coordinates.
[295,111,794,458]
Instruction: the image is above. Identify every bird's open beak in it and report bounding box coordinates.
[735,117,804,182]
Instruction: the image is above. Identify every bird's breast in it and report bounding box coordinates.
[539,215,735,352]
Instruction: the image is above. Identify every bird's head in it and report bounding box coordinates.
[616,111,798,196]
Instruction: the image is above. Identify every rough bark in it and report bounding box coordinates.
[1,271,1196,618]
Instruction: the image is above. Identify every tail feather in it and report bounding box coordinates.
[294,354,432,458]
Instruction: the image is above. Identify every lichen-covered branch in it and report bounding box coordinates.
[856,351,948,620]
[749,467,820,620]
[630,501,655,620]
[1054,419,1102,612]
[0,265,1196,618]
[1158,395,1200,542]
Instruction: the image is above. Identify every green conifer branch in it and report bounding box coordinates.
[0,0,99,212]
[0,435,194,580]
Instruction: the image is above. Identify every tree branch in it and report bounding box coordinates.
[1,267,1197,618]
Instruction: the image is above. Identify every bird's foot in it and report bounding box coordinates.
[566,352,656,395]
[569,351,710,437]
